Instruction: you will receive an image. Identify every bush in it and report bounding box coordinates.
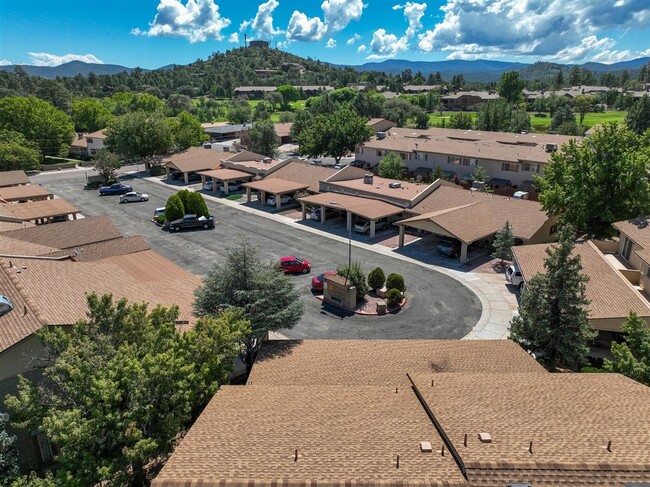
[186,191,209,217]
[165,194,185,222]
[386,288,402,308]
[150,164,166,176]
[386,273,406,292]
[336,261,369,300]
[155,214,166,224]
[367,267,386,290]
[176,189,192,211]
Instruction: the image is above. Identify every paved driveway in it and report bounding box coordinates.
[32,171,481,339]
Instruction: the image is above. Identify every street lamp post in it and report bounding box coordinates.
[330,201,352,285]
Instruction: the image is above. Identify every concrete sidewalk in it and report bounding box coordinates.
[145,177,514,340]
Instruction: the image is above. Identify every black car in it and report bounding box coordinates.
[169,214,215,231]
[99,183,132,195]
[437,240,461,258]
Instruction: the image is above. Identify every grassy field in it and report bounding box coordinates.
[428,110,627,133]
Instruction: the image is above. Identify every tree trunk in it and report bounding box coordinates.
[131,463,146,487]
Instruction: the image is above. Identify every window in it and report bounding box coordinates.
[399,152,409,160]
[34,431,54,465]
[464,158,477,166]
[376,150,385,157]
[501,162,519,172]
[87,138,93,143]
[448,155,462,165]
[523,162,540,173]
[621,236,632,260]
[549,224,558,235]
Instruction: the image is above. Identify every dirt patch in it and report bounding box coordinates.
[465,255,511,274]
[377,232,419,249]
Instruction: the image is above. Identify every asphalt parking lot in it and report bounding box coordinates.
[32,170,482,339]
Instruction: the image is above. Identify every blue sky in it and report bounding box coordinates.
[1,0,649,69]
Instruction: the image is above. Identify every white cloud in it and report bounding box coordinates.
[639,48,650,57]
[347,33,361,45]
[394,2,427,39]
[321,0,365,35]
[228,32,239,43]
[131,0,230,43]
[357,44,367,53]
[367,29,409,59]
[326,38,336,48]
[416,0,650,61]
[28,52,104,66]
[0,59,12,66]
[286,11,327,41]
[239,0,282,38]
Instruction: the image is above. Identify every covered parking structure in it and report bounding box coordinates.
[0,185,52,203]
[0,198,81,225]
[242,179,310,210]
[299,192,404,239]
[196,168,253,194]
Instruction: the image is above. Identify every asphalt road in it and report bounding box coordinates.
[32,170,481,339]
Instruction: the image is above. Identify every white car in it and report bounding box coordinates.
[217,183,242,192]
[202,180,214,191]
[267,195,295,207]
[153,207,165,218]
[505,265,524,289]
[120,192,149,203]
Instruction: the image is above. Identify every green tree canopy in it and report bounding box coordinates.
[448,112,473,129]
[5,294,249,487]
[168,111,207,151]
[70,98,113,133]
[242,119,280,157]
[0,413,19,486]
[164,193,185,221]
[537,123,650,239]
[93,148,121,182]
[414,109,429,129]
[497,71,524,103]
[296,108,372,163]
[476,99,512,132]
[277,85,301,109]
[0,129,41,172]
[378,153,405,179]
[574,95,594,125]
[185,191,209,218]
[337,261,369,300]
[510,110,531,133]
[510,225,595,371]
[194,239,304,363]
[492,221,514,263]
[382,98,419,127]
[105,111,172,161]
[626,94,650,135]
[603,311,650,386]
[0,96,74,157]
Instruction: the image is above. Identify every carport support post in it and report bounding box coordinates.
[301,202,307,220]
[212,177,217,193]
[460,242,468,264]
[261,191,267,205]
[398,225,405,247]
[276,194,282,210]
[224,179,230,195]
[346,211,352,233]
[370,220,376,239]
[183,172,189,184]
[165,166,171,180]
[321,205,326,225]
[246,187,252,202]
[201,175,206,187]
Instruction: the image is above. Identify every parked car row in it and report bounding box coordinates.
[202,181,244,192]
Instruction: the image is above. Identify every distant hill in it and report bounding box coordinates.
[0,60,143,78]
[349,57,650,82]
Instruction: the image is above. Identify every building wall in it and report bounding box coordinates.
[0,335,44,382]
[527,216,560,244]
[86,137,105,155]
[591,315,650,332]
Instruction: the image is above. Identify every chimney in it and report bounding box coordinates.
[363,174,374,185]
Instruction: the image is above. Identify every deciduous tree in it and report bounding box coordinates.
[382,98,418,127]
[70,98,113,133]
[105,111,172,162]
[277,85,301,110]
[242,119,279,157]
[378,153,405,180]
[227,99,252,124]
[476,99,512,132]
[603,311,650,386]
[537,123,650,239]
[0,129,41,172]
[169,111,207,151]
[0,413,19,486]
[497,71,524,104]
[510,225,595,371]
[93,148,121,182]
[448,112,473,129]
[5,294,248,487]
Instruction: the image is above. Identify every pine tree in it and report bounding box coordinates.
[603,311,650,386]
[492,221,514,264]
[510,225,595,371]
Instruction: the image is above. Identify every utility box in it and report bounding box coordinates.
[376,301,387,315]
[323,274,357,310]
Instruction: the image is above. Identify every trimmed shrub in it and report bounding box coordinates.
[186,191,209,217]
[386,273,406,292]
[165,194,185,222]
[155,214,166,224]
[176,189,192,211]
[337,261,369,300]
[386,288,402,308]
[367,267,386,291]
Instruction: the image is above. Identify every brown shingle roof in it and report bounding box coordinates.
[152,385,467,487]
[409,185,549,241]
[1,216,122,249]
[298,192,404,220]
[222,151,284,173]
[513,240,650,320]
[248,340,545,386]
[0,170,29,188]
[274,122,293,138]
[0,185,51,202]
[3,250,201,327]
[264,160,337,193]
[0,199,80,221]
[0,218,33,232]
[85,129,107,139]
[0,234,58,256]
[0,262,43,352]
[614,216,650,266]
[410,373,650,483]
[164,147,229,173]
[242,178,310,194]
[45,235,151,261]
[196,168,252,181]
[329,175,433,203]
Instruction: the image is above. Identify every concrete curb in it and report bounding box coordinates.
[144,176,512,340]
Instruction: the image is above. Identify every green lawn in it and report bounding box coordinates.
[428,111,477,125]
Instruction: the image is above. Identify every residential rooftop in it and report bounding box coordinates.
[614,216,650,267]
[0,170,30,188]
[327,173,433,204]
[0,184,51,202]
[163,146,229,173]
[265,159,338,193]
[0,198,80,222]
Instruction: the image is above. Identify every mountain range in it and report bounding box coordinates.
[1,56,648,82]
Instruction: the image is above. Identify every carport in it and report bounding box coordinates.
[299,193,404,239]
[396,203,495,263]
[0,185,52,203]
[0,198,81,225]
[242,178,310,210]
[196,168,253,194]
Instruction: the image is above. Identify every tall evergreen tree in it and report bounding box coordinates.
[510,225,595,371]
[492,221,514,264]
[603,311,650,386]
[625,94,650,135]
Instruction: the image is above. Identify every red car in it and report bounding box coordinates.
[279,256,311,274]
[311,271,336,291]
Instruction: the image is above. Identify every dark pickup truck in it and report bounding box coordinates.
[169,214,215,231]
